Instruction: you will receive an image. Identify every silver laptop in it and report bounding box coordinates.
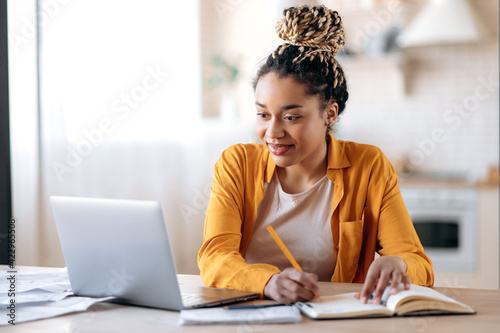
[50,196,257,311]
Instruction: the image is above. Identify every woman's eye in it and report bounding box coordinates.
[284,115,300,121]
[256,112,269,119]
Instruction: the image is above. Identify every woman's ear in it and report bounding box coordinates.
[325,102,338,127]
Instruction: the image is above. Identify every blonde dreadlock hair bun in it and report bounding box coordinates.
[274,5,345,87]
[254,5,349,116]
[276,5,345,57]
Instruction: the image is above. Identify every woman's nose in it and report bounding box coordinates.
[266,118,285,138]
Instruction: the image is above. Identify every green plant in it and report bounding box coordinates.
[206,54,240,87]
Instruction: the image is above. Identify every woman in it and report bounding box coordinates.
[198,5,433,305]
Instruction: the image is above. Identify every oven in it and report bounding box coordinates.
[400,187,478,272]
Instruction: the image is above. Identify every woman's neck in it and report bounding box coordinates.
[276,141,329,194]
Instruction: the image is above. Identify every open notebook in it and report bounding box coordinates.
[296,284,475,319]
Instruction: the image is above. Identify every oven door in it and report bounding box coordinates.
[401,187,478,273]
[409,209,477,272]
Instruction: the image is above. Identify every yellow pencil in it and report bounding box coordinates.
[266,225,303,272]
[266,225,320,299]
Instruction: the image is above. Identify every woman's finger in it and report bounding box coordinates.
[358,275,378,303]
[282,268,320,297]
[389,272,402,294]
[371,270,391,304]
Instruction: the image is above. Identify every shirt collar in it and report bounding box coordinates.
[326,132,351,170]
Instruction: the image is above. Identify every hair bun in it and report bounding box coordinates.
[275,5,345,56]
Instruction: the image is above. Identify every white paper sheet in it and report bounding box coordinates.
[0,295,115,325]
[179,306,302,325]
[1,268,72,293]
[0,289,73,305]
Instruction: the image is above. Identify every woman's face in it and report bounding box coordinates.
[254,72,337,169]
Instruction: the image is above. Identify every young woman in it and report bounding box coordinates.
[198,5,433,305]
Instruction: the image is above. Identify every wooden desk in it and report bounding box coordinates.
[7,273,500,332]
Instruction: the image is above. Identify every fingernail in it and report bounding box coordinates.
[361,297,367,303]
[390,287,397,294]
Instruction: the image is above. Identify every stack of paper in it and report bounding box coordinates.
[0,268,113,326]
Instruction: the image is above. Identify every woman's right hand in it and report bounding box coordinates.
[263,268,321,304]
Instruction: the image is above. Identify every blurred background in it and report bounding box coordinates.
[7,0,499,288]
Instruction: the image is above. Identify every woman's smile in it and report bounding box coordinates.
[267,143,294,155]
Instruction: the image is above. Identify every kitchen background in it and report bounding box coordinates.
[9,0,499,289]
[200,0,499,289]
[202,0,498,182]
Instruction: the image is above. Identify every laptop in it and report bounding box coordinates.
[50,196,258,311]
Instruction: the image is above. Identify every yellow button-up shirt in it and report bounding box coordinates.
[198,133,434,297]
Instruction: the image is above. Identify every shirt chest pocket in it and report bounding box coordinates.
[337,219,364,282]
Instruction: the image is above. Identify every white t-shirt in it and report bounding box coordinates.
[244,171,336,281]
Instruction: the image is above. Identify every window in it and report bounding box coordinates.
[39,0,201,144]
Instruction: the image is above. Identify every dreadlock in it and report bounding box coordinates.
[253,5,349,116]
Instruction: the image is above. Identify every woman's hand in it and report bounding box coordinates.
[263,268,321,304]
[355,256,410,304]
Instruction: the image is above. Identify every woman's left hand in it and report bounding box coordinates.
[354,256,410,304]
